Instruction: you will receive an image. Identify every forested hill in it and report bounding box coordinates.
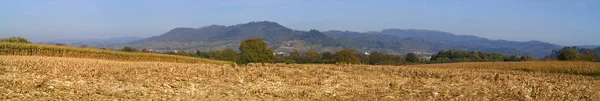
[128,21,562,58]
[325,29,562,58]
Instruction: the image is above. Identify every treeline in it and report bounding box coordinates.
[191,49,239,62]
[188,48,413,65]
[113,38,539,65]
[273,49,411,65]
[115,38,266,64]
[545,47,598,62]
[183,48,535,65]
[5,36,566,65]
[118,44,600,65]
[96,45,240,62]
[430,50,534,63]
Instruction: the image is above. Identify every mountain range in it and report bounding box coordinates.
[121,21,563,58]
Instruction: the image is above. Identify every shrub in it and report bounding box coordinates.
[521,56,534,61]
[583,51,597,62]
[333,48,360,64]
[214,48,239,62]
[176,50,189,56]
[120,46,138,52]
[1,36,30,43]
[141,48,150,53]
[284,59,296,64]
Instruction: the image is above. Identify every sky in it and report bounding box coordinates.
[1,0,599,46]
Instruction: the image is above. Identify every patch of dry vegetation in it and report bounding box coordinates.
[0,42,230,64]
[411,61,600,77]
[1,56,599,100]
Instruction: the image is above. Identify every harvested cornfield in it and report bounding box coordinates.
[1,56,599,100]
[0,42,230,64]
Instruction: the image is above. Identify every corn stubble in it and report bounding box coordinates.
[0,42,230,64]
[1,56,599,100]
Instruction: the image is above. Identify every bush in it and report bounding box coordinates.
[333,48,360,64]
[1,36,30,43]
[284,59,296,64]
[141,48,150,53]
[176,50,189,56]
[213,48,239,62]
[368,52,406,65]
[583,51,597,62]
[120,46,138,52]
[521,56,534,61]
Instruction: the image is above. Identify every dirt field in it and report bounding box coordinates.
[1,56,599,100]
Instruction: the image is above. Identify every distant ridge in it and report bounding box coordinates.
[127,21,562,58]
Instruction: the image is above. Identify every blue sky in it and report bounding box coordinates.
[1,0,599,46]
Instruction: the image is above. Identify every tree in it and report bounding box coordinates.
[433,57,451,63]
[195,50,210,58]
[558,48,578,61]
[521,56,534,61]
[305,50,322,63]
[406,53,420,63]
[288,50,320,64]
[238,38,275,64]
[120,46,138,52]
[320,52,335,63]
[368,52,386,65]
[176,50,189,56]
[505,55,521,61]
[333,48,360,64]
[214,48,239,62]
[583,51,597,62]
[594,48,600,61]
[368,52,406,65]
[141,48,151,53]
[290,50,301,58]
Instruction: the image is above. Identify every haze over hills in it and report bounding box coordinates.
[576,45,600,49]
[123,21,562,58]
[330,29,562,58]
[45,36,144,45]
